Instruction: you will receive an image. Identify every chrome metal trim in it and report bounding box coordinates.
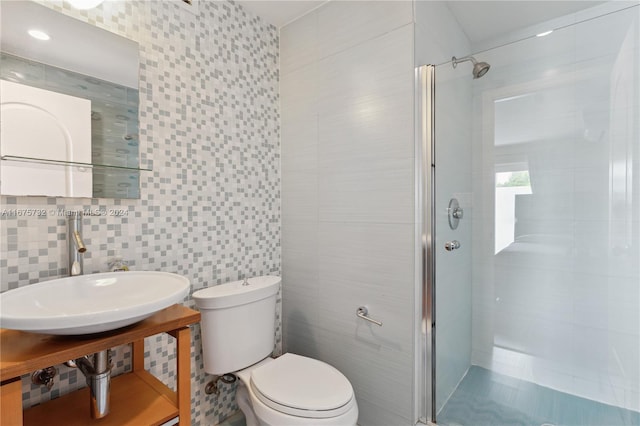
[356,306,383,326]
[414,66,425,424]
[75,350,112,419]
[68,212,85,276]
[31,366,57,390]
[444,240,461,251]
[447,198,463,230]
[417,64,436,423]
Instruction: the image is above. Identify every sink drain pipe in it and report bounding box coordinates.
[74,349,111,419]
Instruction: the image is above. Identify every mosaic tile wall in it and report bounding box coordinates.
[0,1,280,424]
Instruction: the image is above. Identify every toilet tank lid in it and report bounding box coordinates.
[192,275,280,309]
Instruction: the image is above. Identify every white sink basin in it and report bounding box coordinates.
[0,271,190,335]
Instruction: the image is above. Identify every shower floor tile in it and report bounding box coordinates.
[438,366,639,426]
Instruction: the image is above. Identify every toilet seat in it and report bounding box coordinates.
[249,353,354,419]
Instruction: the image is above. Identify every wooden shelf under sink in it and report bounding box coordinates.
[0,304,200,426]
[24,371,177,426]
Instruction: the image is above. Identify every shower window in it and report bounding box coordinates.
[495,170,532,254]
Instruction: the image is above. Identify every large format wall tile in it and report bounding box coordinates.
[317,1,413,60]
[281,3,416,424]
[280,10,318,76]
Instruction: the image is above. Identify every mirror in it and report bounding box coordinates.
[0,0,141,199]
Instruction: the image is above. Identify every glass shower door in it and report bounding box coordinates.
[432,5,639,425]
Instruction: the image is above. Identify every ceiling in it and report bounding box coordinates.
[237,0,606,42]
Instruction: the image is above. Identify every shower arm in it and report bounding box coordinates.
[452,55,477,68]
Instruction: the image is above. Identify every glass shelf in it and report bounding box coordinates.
[0,155,152,172]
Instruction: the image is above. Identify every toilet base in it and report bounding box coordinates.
[236,382,259,426]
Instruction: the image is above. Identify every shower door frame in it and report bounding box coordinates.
[415,64,436,424]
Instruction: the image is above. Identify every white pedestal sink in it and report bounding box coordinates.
[0,271,190,335]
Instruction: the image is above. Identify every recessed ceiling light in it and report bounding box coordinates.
[66,0,105,10]
[536,30,553,37]
[28,29,50,41]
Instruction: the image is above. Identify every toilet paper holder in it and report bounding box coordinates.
[356,306,383,326]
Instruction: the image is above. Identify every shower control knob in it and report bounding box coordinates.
[445,240,461,251]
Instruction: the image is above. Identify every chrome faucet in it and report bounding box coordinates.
[68,212,86,276]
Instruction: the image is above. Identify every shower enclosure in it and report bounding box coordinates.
[419,4,639,425]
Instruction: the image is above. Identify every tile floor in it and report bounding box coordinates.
[218,410,246,426]
[438,366,640,426]
[214,367,640,426]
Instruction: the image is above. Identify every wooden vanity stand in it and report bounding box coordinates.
[0,304,200,426]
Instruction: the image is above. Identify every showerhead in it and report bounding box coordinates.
[472,61,490,78]
[452,55,490,79]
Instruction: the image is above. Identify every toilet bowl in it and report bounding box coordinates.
[234,354,358,426]
[192,276,358,426]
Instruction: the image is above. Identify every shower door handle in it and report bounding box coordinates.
[445,240,461,251]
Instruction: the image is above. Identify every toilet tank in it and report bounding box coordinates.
[193,275,280,375]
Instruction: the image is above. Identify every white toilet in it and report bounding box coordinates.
[193,275,358,426]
